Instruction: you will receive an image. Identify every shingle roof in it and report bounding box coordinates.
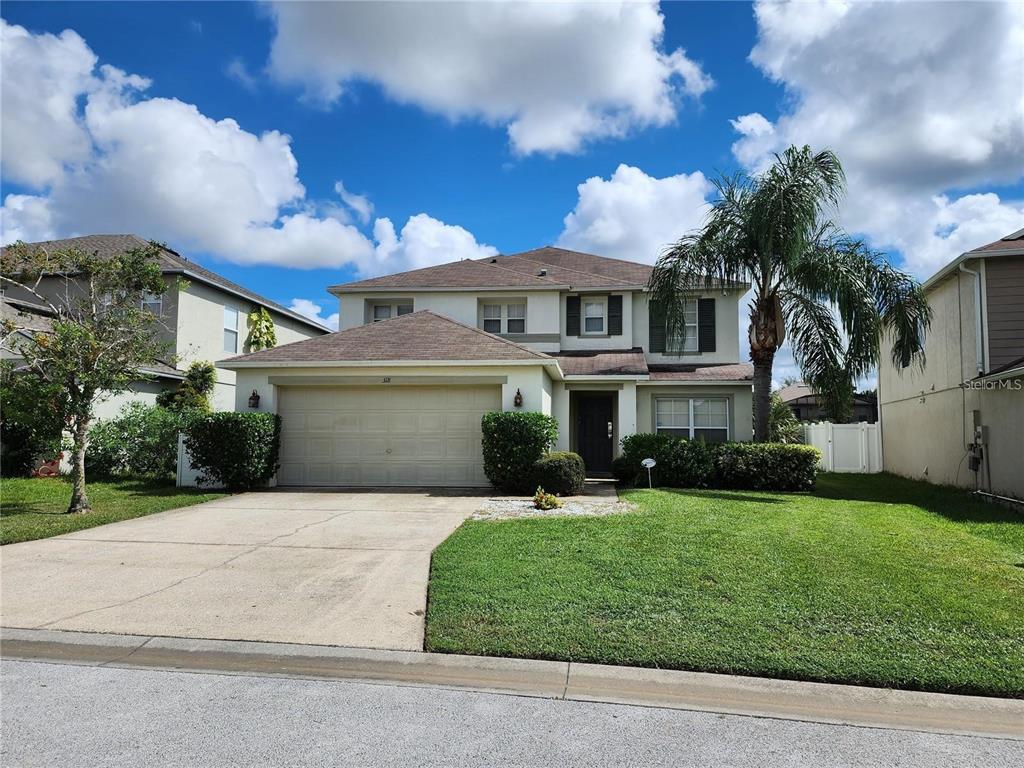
[2,234,328,332]
[555,349,649,376]
[220,310,552,365]
[775,382,813,402]
[330,245,747,293]
[647,363,754,382]
[967,228,1024,254]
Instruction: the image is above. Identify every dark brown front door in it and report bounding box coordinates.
[577,395,614,475]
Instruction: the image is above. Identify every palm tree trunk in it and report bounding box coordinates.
[751,347,775,442]
[67,416,91,514]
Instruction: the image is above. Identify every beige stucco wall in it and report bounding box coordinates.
[879,260,1024,498]
[176,281,324,410]
[632,290,744,365]
[635,383,754,443]
[91,381,166,421]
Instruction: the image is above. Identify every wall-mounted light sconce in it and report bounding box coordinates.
[248,389,261,409]
[513,388,524,408]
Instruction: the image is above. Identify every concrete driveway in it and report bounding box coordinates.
[0,490,487,651]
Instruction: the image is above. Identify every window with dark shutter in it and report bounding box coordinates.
[648,298,666,353]
[608,295,623,336]
[566,295,581,336]
[698,297,716,353]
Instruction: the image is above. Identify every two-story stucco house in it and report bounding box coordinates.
[221,246,753,487]
[1,234,328,419]
[878,229,1024,500]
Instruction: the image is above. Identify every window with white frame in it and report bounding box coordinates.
[481,302,527,334]
[371,302,413,322]
[223,306,239,353]
[655,397,729,442]
[583,298,606,334]
[667,298,699,352]
[141,291,162,316]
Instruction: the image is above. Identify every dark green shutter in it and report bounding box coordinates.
[648,298,666,353]
[566,295,581,336]
[608,295,623,336]
[698,297,716,353]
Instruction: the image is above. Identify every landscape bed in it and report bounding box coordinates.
[426,473,1024,697]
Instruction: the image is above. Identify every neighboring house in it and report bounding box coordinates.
[221,246,753,487]
[776,382,877,423]
[1,234,328,419]
[878,228,1024,500]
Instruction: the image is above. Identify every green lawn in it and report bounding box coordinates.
[1,477,228,545]
[426,473,1024,697]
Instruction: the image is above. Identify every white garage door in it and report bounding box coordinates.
[276,385,500,487]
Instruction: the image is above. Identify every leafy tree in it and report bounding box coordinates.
[767,392,803,444]
[0,361,67,476]
[157,360,216,414]
[1,242,170,512]
[649,145,930,441]
[247,307,276,351]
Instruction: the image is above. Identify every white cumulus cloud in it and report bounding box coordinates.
[266,0,711,155]
[0,19,495,277]
[732,0,1024,277]
[556,164,713,263]
[288,298,339,331]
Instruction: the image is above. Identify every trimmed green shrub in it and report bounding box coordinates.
[0,362,65,477]
[532,451,585,496]
[88,402,187,479]
[157,361,216,414]
[714,442,819,491]
[617,432,820,492]
[481,411,558,494]
[533,486,562,510]
[184,412,281,491]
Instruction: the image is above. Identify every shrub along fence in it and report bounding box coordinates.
[481,411,585,495]
[613,433,819,492]
[182,412,281,491]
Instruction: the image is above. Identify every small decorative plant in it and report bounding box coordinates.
[533,486,562,511]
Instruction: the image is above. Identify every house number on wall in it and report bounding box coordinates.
[382,377,391,383]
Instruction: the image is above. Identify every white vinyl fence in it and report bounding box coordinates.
[176,434,224,489]
[803,422,881,473]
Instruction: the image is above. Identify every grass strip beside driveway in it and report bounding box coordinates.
[426,474,1024,697]
[1,477,227,545]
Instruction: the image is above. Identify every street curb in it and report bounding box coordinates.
[2,627,1021,740]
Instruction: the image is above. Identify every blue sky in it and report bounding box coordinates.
[2,1,1022,354]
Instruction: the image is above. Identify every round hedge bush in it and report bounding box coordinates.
[533,451,586,496]
[184,411,281,491]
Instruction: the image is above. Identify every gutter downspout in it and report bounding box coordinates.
[958,263,985,374]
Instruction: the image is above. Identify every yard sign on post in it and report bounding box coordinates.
[641,458,656,488]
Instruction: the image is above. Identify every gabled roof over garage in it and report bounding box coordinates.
[219,310,553,367]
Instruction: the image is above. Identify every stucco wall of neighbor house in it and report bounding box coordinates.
[632,290,744,365]
[635,383,754,443]
[92,381,166,421]
[558,291,635,351]
[232,364,554,419]
[176,282,323,411]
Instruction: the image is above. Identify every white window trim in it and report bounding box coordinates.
[141,292,162,316]
[654,396,730,441]
[582,297,607,336]
[480,301,527,334]
[223,305,239,354]
[667,298,699,353]
[370,301,414,322]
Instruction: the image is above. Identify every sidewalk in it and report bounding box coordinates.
[3,627,1021,740]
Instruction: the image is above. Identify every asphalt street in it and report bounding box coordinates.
[2,660,1020,767]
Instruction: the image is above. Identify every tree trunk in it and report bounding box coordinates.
[751,347,775,443]
[67,416,91,514]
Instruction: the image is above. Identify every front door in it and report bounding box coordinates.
[576,395,614,475]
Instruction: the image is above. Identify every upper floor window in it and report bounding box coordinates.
[670,299,699,352]
[481,302,527,334]
[141,292,162,316]
[371,302,413,322]
[655,397,729,443]
[224,306,239,353]
[583,298,606,334]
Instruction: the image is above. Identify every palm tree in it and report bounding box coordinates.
[648,145,930,442]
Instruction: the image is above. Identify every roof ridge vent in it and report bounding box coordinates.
[490,257,498,263]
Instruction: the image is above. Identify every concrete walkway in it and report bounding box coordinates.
[3,628,1022,741]
[0,489,487,650]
